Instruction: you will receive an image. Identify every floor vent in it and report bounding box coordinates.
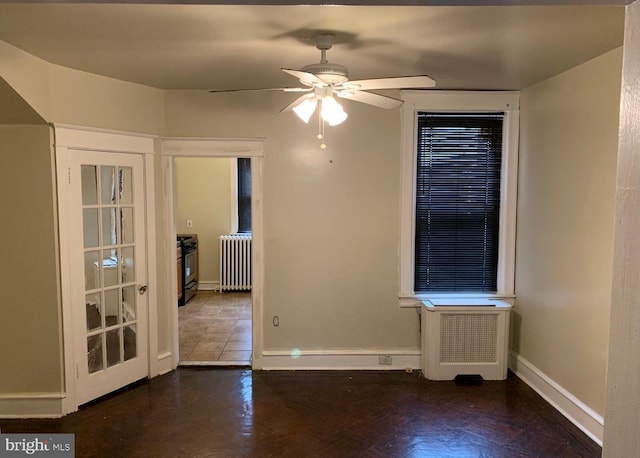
[421,299,511,381]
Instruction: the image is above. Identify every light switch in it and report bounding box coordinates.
[186,219,193,228]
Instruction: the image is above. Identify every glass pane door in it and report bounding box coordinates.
[81,164,138,374]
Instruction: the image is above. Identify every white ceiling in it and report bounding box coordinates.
[0,3,626,91]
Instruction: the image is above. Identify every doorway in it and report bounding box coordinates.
[161,137,264,371]
[174,157,252,364]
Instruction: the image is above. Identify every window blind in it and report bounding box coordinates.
[414,112,503,292]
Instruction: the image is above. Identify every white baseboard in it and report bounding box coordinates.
[198,281,219,291]
[0,393,66,418]
[179,360,251,367]
[509,351,604,446]
[258,348,421,371]
[155,351,175,375]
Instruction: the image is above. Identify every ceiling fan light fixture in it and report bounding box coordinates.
[321,96,348,126]
[293,97,318,124]
[328,110,348,126]
[243,32,435,147]
[302,63,349,85]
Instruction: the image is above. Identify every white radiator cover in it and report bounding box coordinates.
[421,299,512,380]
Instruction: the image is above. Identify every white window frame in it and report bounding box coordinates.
[399,91,520,304]
[229,157,252,234]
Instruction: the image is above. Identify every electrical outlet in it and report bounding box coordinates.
[378,355,393,366]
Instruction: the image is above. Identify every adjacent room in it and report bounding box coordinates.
[174,157,253,364]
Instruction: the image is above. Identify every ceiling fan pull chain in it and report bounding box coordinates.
[317,114,327,149]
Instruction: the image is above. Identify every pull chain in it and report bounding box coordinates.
[317,113,326,149]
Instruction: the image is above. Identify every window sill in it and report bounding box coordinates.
[399,293,516,308]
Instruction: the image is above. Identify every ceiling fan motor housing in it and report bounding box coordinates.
[302,62,349,85]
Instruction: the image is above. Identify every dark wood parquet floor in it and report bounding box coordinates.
[0,369,600,457]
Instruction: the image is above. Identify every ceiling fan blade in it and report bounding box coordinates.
[282,68,327,87]
[337,90,404,109]
[344,75,436,91]
[280,93,315,113]
[209,87,311,94]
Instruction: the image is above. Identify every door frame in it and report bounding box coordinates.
[55,124,159,414]
[160,137,265,370]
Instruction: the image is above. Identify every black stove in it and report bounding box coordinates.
[177,234,198,306]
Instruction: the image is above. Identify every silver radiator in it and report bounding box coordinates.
[219,234,252,291]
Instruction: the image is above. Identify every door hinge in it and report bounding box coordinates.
[68,167,71,184]
[76,363,79,379]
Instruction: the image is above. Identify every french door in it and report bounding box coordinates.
[58,149,149,406]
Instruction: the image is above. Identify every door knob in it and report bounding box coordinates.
[138,285,148,295]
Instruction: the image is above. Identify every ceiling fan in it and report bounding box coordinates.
[210,33,436,147]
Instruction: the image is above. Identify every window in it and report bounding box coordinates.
[236,157,251,233]
[399,91,519,300]
[415,113,503,292]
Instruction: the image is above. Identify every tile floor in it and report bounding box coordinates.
[178,291,252,364]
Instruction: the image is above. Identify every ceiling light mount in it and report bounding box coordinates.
[302,34,349,85]
[313,34,336,53]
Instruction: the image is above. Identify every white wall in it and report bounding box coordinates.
[515,47,622,416]
[0,77,46,124]
[0,41,165,135]
[165,89,420,352]
[0,41,52,121]
[0,125,63,394]
[174,157,233,285]
[49,64,165,135]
